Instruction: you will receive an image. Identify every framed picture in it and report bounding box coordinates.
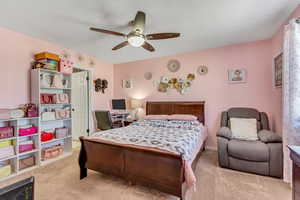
[274,53,283,88]
[122,80,133,89]
[228,69,247,84]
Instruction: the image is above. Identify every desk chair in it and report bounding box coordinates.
[94,110,113,131]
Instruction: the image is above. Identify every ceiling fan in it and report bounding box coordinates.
[89,11,180,52]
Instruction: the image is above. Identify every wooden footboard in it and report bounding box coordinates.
[79,137,187,198]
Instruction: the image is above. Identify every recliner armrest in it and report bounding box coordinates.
[217,127,232,140]
[258,130,282,143]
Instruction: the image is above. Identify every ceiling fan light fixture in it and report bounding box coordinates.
[127,33,145,47]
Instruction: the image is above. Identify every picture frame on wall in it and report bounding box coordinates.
[274,53,283,88]
[228,68,247,84]
[122,79,133,89]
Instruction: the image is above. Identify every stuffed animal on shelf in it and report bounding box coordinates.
[94,79,108,93]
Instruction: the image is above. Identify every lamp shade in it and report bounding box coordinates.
[131,99,143,109]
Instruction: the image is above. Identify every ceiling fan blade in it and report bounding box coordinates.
[142,42,155,52]
[90,27,126,37]
[133,11,145,33]
[146,33,180,40]
[112,41,129,50]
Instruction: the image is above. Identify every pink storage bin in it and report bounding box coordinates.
[19,126,38,136]
[19,144,34,153]
[0,146,15,159]
[0,126,14,139]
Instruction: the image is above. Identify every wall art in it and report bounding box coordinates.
[197,65,208,75]
[274,53,283,87]
[157,73,195,94]
[122,80,133,89]
[167,59,181,72]
[228,69,247,84]
[94,78,108,93]
[144,72,153,80]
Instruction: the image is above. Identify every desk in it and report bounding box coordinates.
[289,145,300,200]
[110,112,130,127]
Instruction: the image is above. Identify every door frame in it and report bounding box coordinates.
[72,65,93,138]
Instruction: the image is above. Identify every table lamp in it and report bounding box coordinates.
[131,99,144,120]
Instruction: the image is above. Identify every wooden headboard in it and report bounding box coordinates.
[146,101,205,124]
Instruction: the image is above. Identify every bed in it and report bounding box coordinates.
[79,101,206,200]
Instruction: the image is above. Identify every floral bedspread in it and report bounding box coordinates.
[90,120,204,162]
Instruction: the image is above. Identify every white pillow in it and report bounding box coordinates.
[230,118,258,141]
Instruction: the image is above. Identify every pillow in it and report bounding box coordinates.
[168,114,197,121]
[230,118,258,141]
[144,115,169,120]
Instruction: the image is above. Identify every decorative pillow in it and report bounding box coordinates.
[144,115,169,120]
[168,114,197,121]
[230,118,258,141]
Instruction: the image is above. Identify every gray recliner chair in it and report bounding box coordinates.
[217,108,283,178]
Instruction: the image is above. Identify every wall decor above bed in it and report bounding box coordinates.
[144,72,153,80]
[197,65,208,75]
[167,59,181,72]
[158,73,195,94]
[122,79,133,89]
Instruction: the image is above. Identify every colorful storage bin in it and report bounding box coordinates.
[19,156,35,170]
[0,146,15,159]
[19,126,38,136]
[41,144,63,161]
[0,165,12,178]
[0,126,14,139]
[19,140,34,153]
[0,140,12,148]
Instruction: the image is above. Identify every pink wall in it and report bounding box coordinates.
[0,27,114,110]
[114,40,275,148]
[270,5,300,133]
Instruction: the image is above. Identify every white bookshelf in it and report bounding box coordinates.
[0,69,73,181]
[0,117,40,181]
[31,68,73,165]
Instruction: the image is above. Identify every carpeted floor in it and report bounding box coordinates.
[0,149,291,200]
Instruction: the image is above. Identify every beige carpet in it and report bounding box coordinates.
[0,149,291,200]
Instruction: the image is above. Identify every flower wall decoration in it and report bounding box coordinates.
[158,73,195,94]
[94,78,108,93]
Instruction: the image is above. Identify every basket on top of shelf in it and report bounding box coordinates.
[33,52,74,74]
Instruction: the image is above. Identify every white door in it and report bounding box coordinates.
[72,71,89,140]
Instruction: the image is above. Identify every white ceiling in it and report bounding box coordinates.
[0,0,299,63]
